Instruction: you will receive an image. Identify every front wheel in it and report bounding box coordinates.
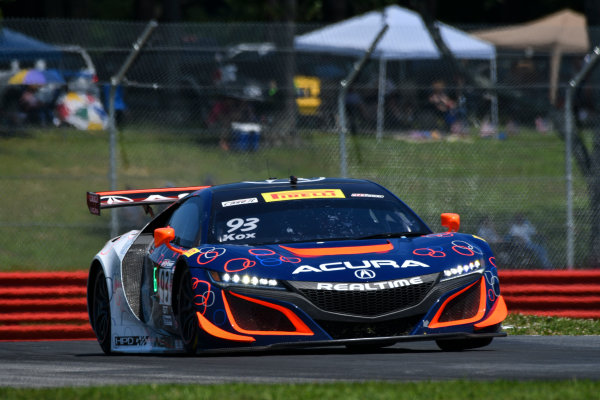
[436,337,493,351]
[89,266,112,354]
[175,267,201,354]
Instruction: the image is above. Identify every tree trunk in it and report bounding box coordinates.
[323,0,348,22]
[135,0,157,20]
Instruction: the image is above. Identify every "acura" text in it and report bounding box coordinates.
[292,259,429,274]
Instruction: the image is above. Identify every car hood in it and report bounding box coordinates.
[184,232,493,283]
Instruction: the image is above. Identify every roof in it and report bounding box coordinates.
[0,28,61,61]
[472,9,589,53]
[208,177,377,194]
[294,5,495,60]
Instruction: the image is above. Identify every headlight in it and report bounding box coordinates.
[211,270,282,288]
[441,258,485,281]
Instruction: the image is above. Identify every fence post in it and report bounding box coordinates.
[338,24,388,178]
[564,46,600,269]
[108,20,158,238]
[376,58,387,141]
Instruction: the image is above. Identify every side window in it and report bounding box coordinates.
[167,197,203,248]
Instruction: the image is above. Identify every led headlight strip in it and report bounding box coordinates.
[442,259,485,280]
[221,272,280,288]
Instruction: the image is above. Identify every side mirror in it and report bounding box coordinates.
[154,226,184,254]
[441,213,460,232]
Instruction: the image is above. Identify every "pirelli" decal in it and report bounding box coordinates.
[262,189,345,202]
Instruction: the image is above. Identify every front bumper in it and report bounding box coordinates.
[192,269,506,349]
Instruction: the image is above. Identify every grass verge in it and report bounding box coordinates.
[1,380,599,400]
[503,313,600,335]
[0,127,591,269]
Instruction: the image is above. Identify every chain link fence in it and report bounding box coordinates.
[0,19,597,270]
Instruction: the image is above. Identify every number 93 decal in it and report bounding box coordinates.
[220,217,259,242]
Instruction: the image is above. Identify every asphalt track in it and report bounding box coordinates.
[1,336,599,387]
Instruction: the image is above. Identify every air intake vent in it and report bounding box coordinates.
[122,234,153,320]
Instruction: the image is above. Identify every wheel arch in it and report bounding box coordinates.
[87,259,107,322]
[87,258,113,354]
[171,256,190,316]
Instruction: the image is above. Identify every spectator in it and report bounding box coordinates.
[477,216,502,244]
[207,95,257,151]
[207,96,236,150]
[428,80,466,134]
[507,213,551,269]
[19,85,44,125]
[0,86,26,134]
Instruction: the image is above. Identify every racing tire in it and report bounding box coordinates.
[89,267,112,355]
[435,337,493,351]
[175,267,201,354]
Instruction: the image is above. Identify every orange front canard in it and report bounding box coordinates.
[475,295,508,329]
[196,311,255,342]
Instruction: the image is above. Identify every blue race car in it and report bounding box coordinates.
[86,177,507,354]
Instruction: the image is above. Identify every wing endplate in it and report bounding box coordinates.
[86,186,209,215]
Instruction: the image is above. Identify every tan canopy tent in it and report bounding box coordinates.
[473,9,590,105]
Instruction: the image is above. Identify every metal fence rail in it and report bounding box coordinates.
[0,19,598,270]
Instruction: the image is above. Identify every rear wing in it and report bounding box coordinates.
[86,186,210,215]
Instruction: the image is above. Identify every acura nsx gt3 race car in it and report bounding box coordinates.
[86,177,507,354]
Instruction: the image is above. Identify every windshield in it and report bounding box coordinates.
[208,186,430,245]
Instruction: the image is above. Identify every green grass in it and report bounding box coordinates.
[504,313,600,335]
[0,126,590,270]
[1,380,599,400]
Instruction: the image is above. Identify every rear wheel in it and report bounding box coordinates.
[175,267,201,354]
[436,337,493,351]
[89,267,111,354]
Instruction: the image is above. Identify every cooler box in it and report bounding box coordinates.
[231,122,261,151]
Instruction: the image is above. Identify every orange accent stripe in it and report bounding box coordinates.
[475,295,508,329]
[428,277,487,329]
[223,292,314,336]
[279,241,393,257]
[95,186,210,196]
[196,311,255,342]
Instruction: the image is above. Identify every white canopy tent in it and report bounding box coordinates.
[295,5,497,136]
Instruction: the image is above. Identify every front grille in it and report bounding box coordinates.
[296,279,436,317]
[317,314,424,339]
